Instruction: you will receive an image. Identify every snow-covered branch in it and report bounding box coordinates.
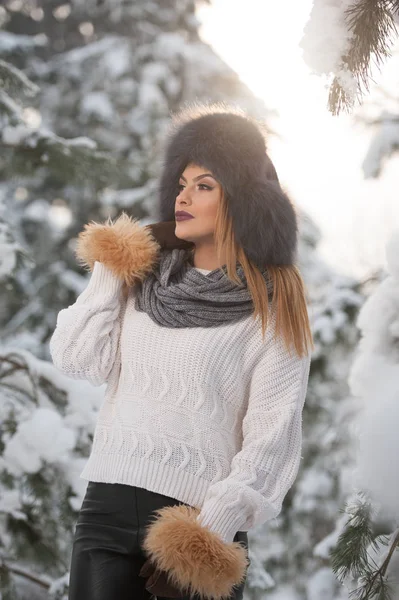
[301,0,399,114]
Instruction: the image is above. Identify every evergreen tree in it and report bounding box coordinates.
[301,0,399,115]
[328,230,399,600]
[357,45,399,179]
[0,59,115,600]
[0,2,375,599]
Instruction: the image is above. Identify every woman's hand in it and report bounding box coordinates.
[139,557,187,598]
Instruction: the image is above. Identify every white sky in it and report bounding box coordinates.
[197,0,399,280]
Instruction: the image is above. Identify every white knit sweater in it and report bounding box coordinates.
[49,261,311,543]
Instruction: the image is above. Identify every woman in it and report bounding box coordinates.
[49,101,314,600]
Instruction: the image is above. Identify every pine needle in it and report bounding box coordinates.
[330,492,376,581]
[329,0,398,114]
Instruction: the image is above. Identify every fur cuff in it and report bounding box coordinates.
[74,211,161,286]
[141,503,249,600]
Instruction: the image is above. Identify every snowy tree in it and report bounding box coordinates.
[0,57,116,599]
[361,109,399,178]
[300,0,399,115]
[0,2,378,599]
[298,1,399,186]
[355,42,399,179]
[327,230,399,600]
[0,347,103,600]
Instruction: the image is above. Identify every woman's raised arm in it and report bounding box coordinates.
[49,261,127,386]
[49,211,162,386]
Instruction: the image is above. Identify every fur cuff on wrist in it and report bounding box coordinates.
[74,211,161,286]
[141,503,249,600]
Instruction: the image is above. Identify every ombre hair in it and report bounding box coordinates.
[212,188,314,359]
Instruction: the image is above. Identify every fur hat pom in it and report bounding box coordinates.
[74,211,161,286]
[142,503,249,600]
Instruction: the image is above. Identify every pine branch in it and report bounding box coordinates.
[0,89,23,119]
[0,59,39,102]
[331,494,399,600]
[0,353,40,406]
[329,0,399,115]
[348,532,397,600]
[330,492,377,581]
[0,60,119,185]
[385,1,399,14]
[328,75,360,117]
[0,131,119,185]
[0,553,52,590]
[378,528,399,578]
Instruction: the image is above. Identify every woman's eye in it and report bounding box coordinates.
[177,183,213,192]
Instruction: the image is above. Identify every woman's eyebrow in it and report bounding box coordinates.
[179,174,216,182]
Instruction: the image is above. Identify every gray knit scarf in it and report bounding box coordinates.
[134,248,273,328]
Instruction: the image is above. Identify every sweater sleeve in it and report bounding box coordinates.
[49,261,127,387]
[196,331,311,544]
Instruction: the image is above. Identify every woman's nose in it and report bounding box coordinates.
[177,188,190,202]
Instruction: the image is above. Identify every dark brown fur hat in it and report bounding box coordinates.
[158,101,298,270]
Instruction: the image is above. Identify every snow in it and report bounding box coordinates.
[48,572,69,598]
[348,229,399,523]
[362,113,399,178]
[63,457,89,511]
[301,0,355,73]
[102,43,131,78]
[80,91,114,122]
[51,36,125,77]
[152,32,187,60]
[0,344,105,527]
[0,220,19,279]
[0,30,47,53]
[100,185,152,208]
[3,408,76,476]
[386,232,399,278]
[61,135,97,149]
[2,123,31,145]
[58,267,90,296]
[0,90,22,119]
[0,57,39,97]
[2,121,97,152]
[0,489,26,521]
[293,468,335,512]
[310,281,364,358]
[126,106,152,135]
[306,567,338,600]
[246,547,275,591]
[142,61,170,84]
[313,513,348,559]
[300,0,358,104]
[138,81,168,111]
[24,199,49,222]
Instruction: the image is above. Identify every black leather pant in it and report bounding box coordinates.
[68,481,249,600]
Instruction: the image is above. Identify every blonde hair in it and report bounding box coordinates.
[211,189,314,359]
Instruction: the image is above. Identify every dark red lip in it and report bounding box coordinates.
[175,211,194,219]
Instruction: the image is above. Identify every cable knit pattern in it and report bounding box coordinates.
[49,260,311,544]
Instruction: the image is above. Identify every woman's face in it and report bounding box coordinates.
[174,163,222,245]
